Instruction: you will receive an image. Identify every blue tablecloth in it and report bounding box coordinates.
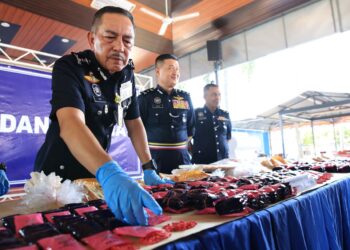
[157,177,350,250]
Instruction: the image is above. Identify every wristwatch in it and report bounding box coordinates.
[142,159,158,172]
[0,162,7,172]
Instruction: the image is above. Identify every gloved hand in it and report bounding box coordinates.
[144,169,175,186]
[0,170,9,196]
[96,160,162,226]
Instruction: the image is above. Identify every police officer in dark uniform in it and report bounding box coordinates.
[138,54,195,174]
[34,7,167,226]
[0,163,9,196]
[192,83,232,164]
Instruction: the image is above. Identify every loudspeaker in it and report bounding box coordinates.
[206,40,222,61]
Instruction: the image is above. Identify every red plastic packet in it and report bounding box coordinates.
[195,207,216,215]
[75,206,98,216]
[139,230,171,245]
[239,184,260,190]
[38,234,86,250]
[152,191,169,200]
[82,230,134,250]
[222,207,253,217]
[164,207,192,214]
[99,204,108,210]
[14,213,44,234]
[163,221,197,232]
[113,226,162,238]
[145,209,171,226]
[44,211,71,223]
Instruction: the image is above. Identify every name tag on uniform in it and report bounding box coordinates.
[120,81,132,102]
[172,99,189,109]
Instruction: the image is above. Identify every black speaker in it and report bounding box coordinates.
[206,40,222,61]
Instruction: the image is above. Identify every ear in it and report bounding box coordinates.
[87,32,95,50]
[155,67,160,78]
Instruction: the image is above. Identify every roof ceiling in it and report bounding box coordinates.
[0,0,314,72]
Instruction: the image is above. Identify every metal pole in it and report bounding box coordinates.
[279,114,286,158]
[214,61,221,86]
[311,120,316,156]
[332,118,338,151]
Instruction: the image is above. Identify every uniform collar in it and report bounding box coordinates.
[204,105,219,115]
[156,85,177,96]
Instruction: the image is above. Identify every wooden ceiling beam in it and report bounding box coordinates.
[2,0,173,54]
[173,0,316,56]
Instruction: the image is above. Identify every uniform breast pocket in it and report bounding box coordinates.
[89,101,117,127]
[171,110,187,128]
[218,121,228,133]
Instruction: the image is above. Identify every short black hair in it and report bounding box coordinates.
[204,83,218,94]
[91,6,134,33]
[155,54,178,67]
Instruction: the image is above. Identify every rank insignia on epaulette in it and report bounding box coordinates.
[84,72,100,84]
[173,96,184,101]
[218,116,228,121]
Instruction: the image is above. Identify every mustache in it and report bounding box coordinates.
[108,53,125,61]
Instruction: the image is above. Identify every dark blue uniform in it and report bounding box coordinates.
[192,106,232,164]
[34,50,139,180]
[138,86,195,174]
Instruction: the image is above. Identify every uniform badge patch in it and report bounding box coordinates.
[92,84,102,97]
[84,72,100,84]
[172,99,189,109]
[154,97,162,104]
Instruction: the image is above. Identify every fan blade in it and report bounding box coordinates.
[172,12,200,22]
[140,7,165,20]
[158,22,169,36]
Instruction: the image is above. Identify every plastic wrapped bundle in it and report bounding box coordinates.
[214,194,248,215]
[84,209,127,230]
[245,191,271,210]
[66,219,105,239]
[52,215,85,233]
[19,223,60,243]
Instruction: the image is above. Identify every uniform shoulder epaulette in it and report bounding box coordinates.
[176,89,190,95]
[141,87,155,95]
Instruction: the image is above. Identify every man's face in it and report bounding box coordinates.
[156,59,180,89]
[88,13,134,74]
[205,86,221,109]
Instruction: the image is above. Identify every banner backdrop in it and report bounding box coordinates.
[0,64,141,184]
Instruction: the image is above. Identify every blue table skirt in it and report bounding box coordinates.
[157,177,350,250]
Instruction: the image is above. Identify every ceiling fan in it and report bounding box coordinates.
[140,0,200,36]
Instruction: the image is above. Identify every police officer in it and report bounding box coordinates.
[34,7,168,226]
[138,54,195,174]
[192,83,232,164]
[0,163,9,196]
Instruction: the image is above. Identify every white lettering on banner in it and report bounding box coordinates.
[16,115,33,133]
[0,114,16,132]
[34,116,49,134]
[0,114,49,134]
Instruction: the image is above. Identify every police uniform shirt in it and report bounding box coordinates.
[34,50,139,180]
[192,106,232,164]
[138,85,195,173]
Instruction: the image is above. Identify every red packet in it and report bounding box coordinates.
[164,207,192,214]
[145,209,171,226]
[163,221,197,232]
[82,230,134,250]
[113,226,171,245]
[195,207,216,215]
[151,191,169,200]
[75,206,98,216]
[38,234,86,250]
[44,211,71,223]
[14,213,44,234]
[222,207,253,217]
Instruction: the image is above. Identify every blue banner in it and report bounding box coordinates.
[0,64,141,184]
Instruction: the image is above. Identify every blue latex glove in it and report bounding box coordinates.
[96,160,162,226]
[0,170,9,196]
[144,169,175,186]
